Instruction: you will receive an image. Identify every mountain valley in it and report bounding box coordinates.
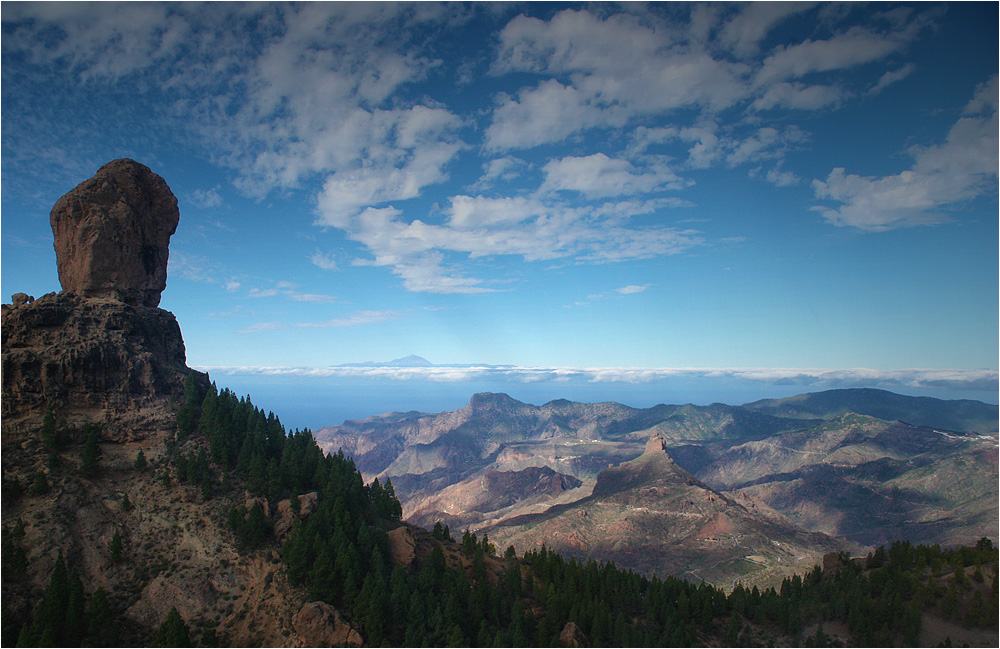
[315,388,998,589]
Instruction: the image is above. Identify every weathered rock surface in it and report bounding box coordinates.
[274,492,319,540]
[559,621,590,648]
[50,158,179,308]
[1,292,195,441]
[292,601,363,647]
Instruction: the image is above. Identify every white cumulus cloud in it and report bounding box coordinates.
[812,76,998,231]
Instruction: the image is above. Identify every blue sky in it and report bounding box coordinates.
[2,2,997,420]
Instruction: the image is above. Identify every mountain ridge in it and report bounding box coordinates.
[743,387,998,433]
[314,389,998,588]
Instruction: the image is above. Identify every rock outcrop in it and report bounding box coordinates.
[2,160,198,441]
[387,526,418,568]
[274,491,319,540]
[1,292,192,441]
[292,601,363,647]
[644,432,668,455]
[49,158,179,308]
[559,621,590,647]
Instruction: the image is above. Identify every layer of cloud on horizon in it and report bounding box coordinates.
[194,364,998,396]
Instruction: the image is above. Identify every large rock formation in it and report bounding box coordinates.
[50,158,179,308]
[2,160,197,441]
[1,292,191,440]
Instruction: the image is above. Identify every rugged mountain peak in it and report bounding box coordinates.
[468,392,522,410]
[50,158,179,308]
[2,160,198,441]
[644,432,668,455]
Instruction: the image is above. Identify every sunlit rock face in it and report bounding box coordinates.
[49,158,179,308]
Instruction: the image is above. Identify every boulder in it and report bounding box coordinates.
[11,293,33,307]
[49,158,179,307]
[274,492,319,540]
[559,621,590,647]
[292,601,363,647]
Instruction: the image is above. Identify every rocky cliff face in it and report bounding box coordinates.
[1,293,192,441]
[2,160,195,442]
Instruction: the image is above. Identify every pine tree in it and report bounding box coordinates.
[64,569,86,646]
[30,471,49,496]
[176,373,204,437]
[40,407,58,450]
[80,426,102,477]
[963,590,989,627]
[152,607,191,647]
[110,530,124,563]
[133,450,147,472]
[86,587,118,647]
[31,552,69,645]
[200,471,213,501]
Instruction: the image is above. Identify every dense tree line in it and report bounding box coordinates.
[175,376,400,517]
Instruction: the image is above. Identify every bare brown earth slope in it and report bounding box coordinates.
[482,435,850,591]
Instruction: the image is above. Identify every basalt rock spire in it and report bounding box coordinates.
[49,158,179,308]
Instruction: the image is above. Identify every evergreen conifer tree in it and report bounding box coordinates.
[152,607,191,647]
[80,426,101,477]
[110,530,124,563]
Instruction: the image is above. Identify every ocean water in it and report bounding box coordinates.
[201,371,998,433]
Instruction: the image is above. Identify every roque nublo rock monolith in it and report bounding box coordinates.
[50,158,179,307]
[2,159,199,442]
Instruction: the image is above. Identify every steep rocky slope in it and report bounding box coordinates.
[696,413,999,547]
[403,466,584,531]
[2,293,195,442]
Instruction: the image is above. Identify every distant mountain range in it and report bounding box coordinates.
[315,388,998,589]
[744,387,999,434]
